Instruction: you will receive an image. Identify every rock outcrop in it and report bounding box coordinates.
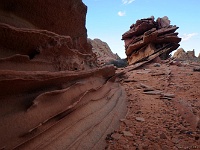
[0,23,97,71]
[122,16,181,65]
[0,1,127,149]
[88,38,127,68]
[0,67,127,150]
[173,48,199,61]
[88,38,120,65]
[0,0,91,53]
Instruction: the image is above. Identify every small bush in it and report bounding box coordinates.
[105,59,128,68]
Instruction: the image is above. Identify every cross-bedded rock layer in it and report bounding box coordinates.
[0,0,127,149]
[122,16,181,65]
[0,66,127,150]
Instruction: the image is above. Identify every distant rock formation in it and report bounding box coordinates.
[88,38,128,68]
[173,48,199,61]
[0,1,127,149]
[122,16,181,65]
[88,38,120,65]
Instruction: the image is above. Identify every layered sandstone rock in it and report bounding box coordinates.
[0,23,97,71]
[0,1,127,149]
[0,67,127,150]
[0,0,91,53]
[122,16,181,65]
[88,38,120,65]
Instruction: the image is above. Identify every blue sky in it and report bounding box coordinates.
[83,0,200,58]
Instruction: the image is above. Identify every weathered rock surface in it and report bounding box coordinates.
[173,48,200,61]
[88,38,120,65]
[0,23,97,71]
[122,16,181,65]
[107,60,200,150]
[0,0,91,53]
[0,67,127,150]
[0,1,127,149]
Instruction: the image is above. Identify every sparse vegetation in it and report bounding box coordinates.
[105,58,128,68]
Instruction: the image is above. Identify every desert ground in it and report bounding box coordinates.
[106,59,200,150]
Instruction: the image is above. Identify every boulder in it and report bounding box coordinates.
[122,16,181,65]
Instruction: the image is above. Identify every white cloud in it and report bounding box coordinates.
[181,33,198,41]
[122,0,135,4]
[118,11,126,16]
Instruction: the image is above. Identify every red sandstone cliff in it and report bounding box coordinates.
[0,0,91,53]
[88,38,120,65]
[0,1,127,149]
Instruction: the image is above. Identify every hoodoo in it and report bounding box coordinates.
[122,16,181,65]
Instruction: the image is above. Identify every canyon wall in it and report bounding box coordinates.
[0,0,91,53]
[0,1,127,149]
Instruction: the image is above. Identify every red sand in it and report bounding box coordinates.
[106,60,200,149]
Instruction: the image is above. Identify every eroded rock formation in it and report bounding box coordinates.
[0,67,127,150]
[0,0,91,53]
[0,1,127,149]
[0,23,97,71]
[88,38,128,68]
[173,48,200,61]
[88,38,120,65]
[122,16,181,65]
